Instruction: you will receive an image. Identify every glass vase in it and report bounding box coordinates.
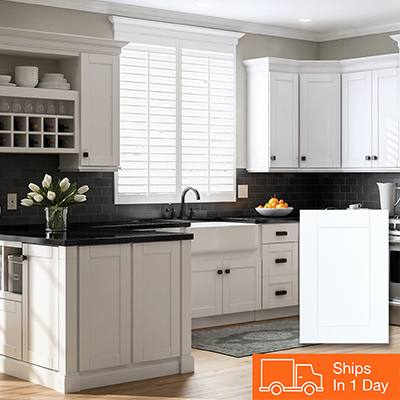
[45,207,68,232]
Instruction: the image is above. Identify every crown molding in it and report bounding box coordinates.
[0,25,127,56]
[5,0,400,43]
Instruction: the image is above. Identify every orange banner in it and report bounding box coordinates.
[253,354,400,400]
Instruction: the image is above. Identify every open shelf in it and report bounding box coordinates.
[0,92,78,153]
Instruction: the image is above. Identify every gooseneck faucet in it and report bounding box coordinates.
[179,187,200,219]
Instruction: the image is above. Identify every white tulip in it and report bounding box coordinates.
[27,192,36,198]
[28,183,40,193]
[77,185,89,194]
[60,177,70,192]
[33,194,44,203]
[74,194,87,203]
[21,198,34,207]
[42,174,52,189]
[47,191,56,201]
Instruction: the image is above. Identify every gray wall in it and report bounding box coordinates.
[318,31,399,59]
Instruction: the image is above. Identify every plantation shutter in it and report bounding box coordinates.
[181,48,235,199]
[117,43,177,201]
[111,17,242,204]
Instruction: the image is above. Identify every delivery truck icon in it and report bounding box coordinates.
[259,358,324,396]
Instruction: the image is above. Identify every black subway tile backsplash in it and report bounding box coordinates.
[0,154,398,225]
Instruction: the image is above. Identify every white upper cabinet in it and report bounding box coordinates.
[80,53,120,170]
[270,72,299,168]
[342,71,373,168]
[373,68,400,168]
[342,68,400,169]
[299,74,341,168]
[244,59,299,172]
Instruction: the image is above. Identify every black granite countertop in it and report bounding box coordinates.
[0,219,192,246]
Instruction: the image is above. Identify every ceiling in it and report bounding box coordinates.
[7,0,400,41]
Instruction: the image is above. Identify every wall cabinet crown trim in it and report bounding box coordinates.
[0,26,127,56]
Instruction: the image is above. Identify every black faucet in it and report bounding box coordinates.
[179,187,200,219]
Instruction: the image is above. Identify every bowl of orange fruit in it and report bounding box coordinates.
[255,195,293,217]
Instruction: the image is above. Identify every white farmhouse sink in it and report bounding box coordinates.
[188,221,258,254]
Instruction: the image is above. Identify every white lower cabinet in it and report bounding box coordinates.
[192,256,261,318]
[79,244,131,371]
[192,260,222,318]
[262,225,299,310]
[0,298,22,360]
[133,242,180,363]
[23,244,59,371]
[222,257,261,314]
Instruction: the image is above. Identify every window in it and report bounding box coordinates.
[111,17,242,204]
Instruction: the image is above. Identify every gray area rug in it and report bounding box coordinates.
[192,317,308,357]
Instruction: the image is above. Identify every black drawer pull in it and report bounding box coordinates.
[217,269,223,275]
[301,156,306,161]
[225,269,231,274]
[275,290,288,296]
[83,152,89,158]
[276,231,288,236]
[275,258,287,264]
[270,155,276,161]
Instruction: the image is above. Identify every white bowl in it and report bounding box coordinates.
[255,207,294,217]
[0,75,12,84]
[15,66,39,87]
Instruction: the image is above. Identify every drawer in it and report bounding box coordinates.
[263,243,298,276]
[0,298,22,360]
[263,274,298,309]
[262,223,298,244]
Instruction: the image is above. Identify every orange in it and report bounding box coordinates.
[268,196,279,207]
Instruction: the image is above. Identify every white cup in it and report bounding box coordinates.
[15,66,39,88]
[348,203,362,210]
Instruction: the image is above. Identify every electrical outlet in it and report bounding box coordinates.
[7,193,17,210]
[238,184,248,199]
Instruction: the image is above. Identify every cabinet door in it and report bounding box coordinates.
[300,210,388,343]
[79,244,131,371]
[23,244,59,370]
[270,72,299,168]
[222,256,261,314]
[300,74,341,168]
[372,68,400,168]
[192,260,223,318]
[133,242,180,363]
[80,53,119,168]
[342,71,373,168]
[0,298,21,360]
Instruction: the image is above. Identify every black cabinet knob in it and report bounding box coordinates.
[270,155,276,161]
[301,156,306,161]
[372,155,378,160]
[275,290,288,296]
[83,152,89,158]
[365,155,371,160]
[275,258,288,264]
[225,269,231,274]
[217,269,223,275]
[276,231,288,236]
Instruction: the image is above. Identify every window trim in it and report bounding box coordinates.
[111,16,243,205]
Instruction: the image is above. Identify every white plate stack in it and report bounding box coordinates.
[38,73,71,90]
[0,75,16,87]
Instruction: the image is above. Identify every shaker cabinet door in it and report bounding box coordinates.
[300,74,341,168]
[300,210,388,343]
[269,72,299,168]
[79,244,131,371]
[372,68,400,168]
[23,244,59,370]
[80,53,120,168]
[342,71,373,168]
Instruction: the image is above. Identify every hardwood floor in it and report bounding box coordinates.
[0,325,399,400]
